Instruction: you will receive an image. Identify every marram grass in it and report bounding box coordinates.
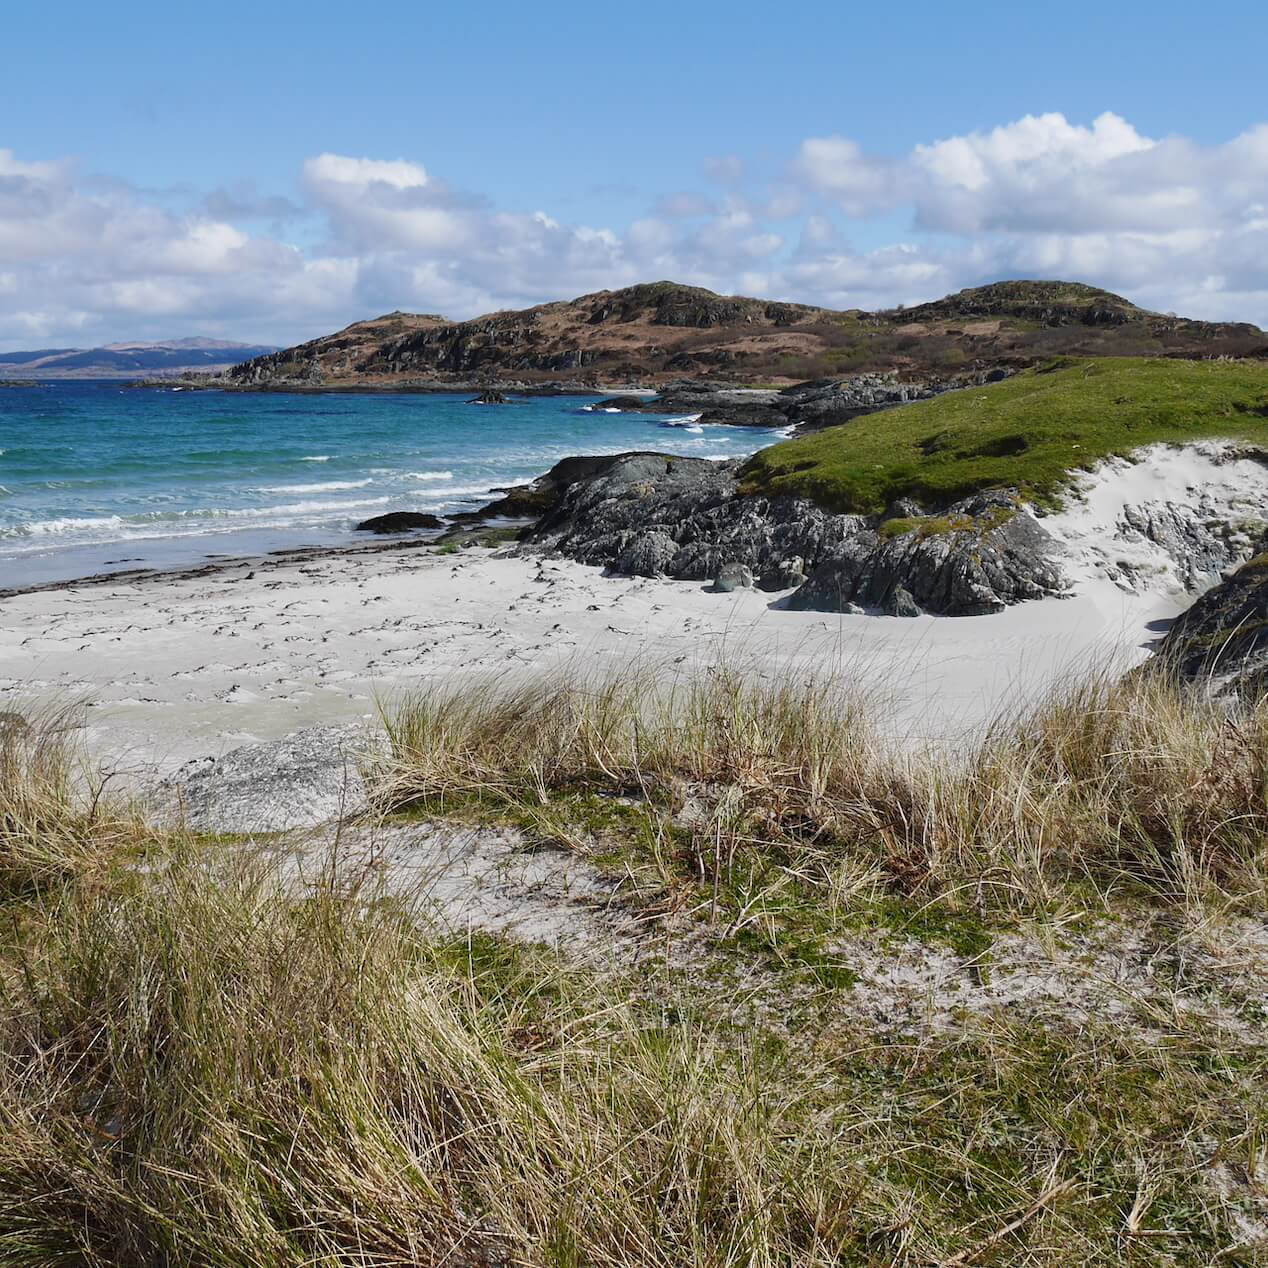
[0,670,1265,1265]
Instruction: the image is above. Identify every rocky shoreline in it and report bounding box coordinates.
[589,370,1009,432]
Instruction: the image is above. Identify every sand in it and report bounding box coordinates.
[0,535,1182,781]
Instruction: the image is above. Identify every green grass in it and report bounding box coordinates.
[741,357,1268,514]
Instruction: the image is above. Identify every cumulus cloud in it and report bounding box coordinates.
[4,112,1268,347]
[787,112,1268,320]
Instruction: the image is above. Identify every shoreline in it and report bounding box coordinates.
[0,523,529,600]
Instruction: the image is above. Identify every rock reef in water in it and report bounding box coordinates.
[594,374,961,433]
[354,511,445,534]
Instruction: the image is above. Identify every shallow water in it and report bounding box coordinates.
[0,383,778,587]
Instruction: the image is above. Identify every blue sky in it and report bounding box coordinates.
[3,0,1268,346]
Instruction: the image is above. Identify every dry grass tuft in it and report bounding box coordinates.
[379,664,1268,909]
[0,852,860,1267]
[0,707,138,896]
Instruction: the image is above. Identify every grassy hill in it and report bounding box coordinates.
[741,357,1268,514]
[227,280,1267,389]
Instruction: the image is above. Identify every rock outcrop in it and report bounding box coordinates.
[458,452,677,523]
[789,493,1065,616]
[525,455,1066,616]
[1151,544,1268,696]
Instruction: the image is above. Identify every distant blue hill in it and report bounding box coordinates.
[0,338,280,378]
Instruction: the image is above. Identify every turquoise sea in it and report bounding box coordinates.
[0,383,783,589]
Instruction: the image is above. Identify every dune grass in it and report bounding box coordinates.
[378,664,1268,914]
[0,708,141,897]
[740,357,1268,513]
[0,676,1266,1264]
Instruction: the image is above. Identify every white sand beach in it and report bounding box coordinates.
[0,538,1184,780]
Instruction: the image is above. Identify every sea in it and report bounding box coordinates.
[0,383,785,589]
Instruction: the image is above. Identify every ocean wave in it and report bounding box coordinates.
[1,514,126,539]
[257,479,373,494]
[0,496,393,540]
[300,454,332,462]
[209,496,391,519]
[405,470,454,481]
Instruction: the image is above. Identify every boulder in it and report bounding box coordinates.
[884,586,921,617]
[354,511,445,534]
[714,562,754,592]
[758,556,808,592]
[469,389,510,404]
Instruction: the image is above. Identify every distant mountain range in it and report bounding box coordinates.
[226,280,1268,390]
[0,338,280,379]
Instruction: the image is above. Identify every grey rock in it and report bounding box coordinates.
[528,457,1065,617]
[758,556,808,591]
[461,451,679,522]
[790,493,1064,616]
[885,586,921,617]
[355,511,444,534]
[616,530,679,576]
[157,725,383,832]
[714,562,754,592]
[1116,501,1260,593]
[1149,540,1268,696]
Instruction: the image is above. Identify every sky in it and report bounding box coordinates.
[3,0,1268,348]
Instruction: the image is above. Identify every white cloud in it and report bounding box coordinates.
[4,114,1268,348]
[302,153,428,190]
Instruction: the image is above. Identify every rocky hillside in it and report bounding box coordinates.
[227,280,1266,389]
[492,359,1268,617]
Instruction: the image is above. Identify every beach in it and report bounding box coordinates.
[0,537,1184,781]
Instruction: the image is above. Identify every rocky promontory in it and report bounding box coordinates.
[223,279,1267,392]
[517,453,1063,616]
[591,373,990,433]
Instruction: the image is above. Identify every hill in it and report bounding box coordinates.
[227,279,1266,389]
[739,356,1268,512]
[0,338,280,379]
